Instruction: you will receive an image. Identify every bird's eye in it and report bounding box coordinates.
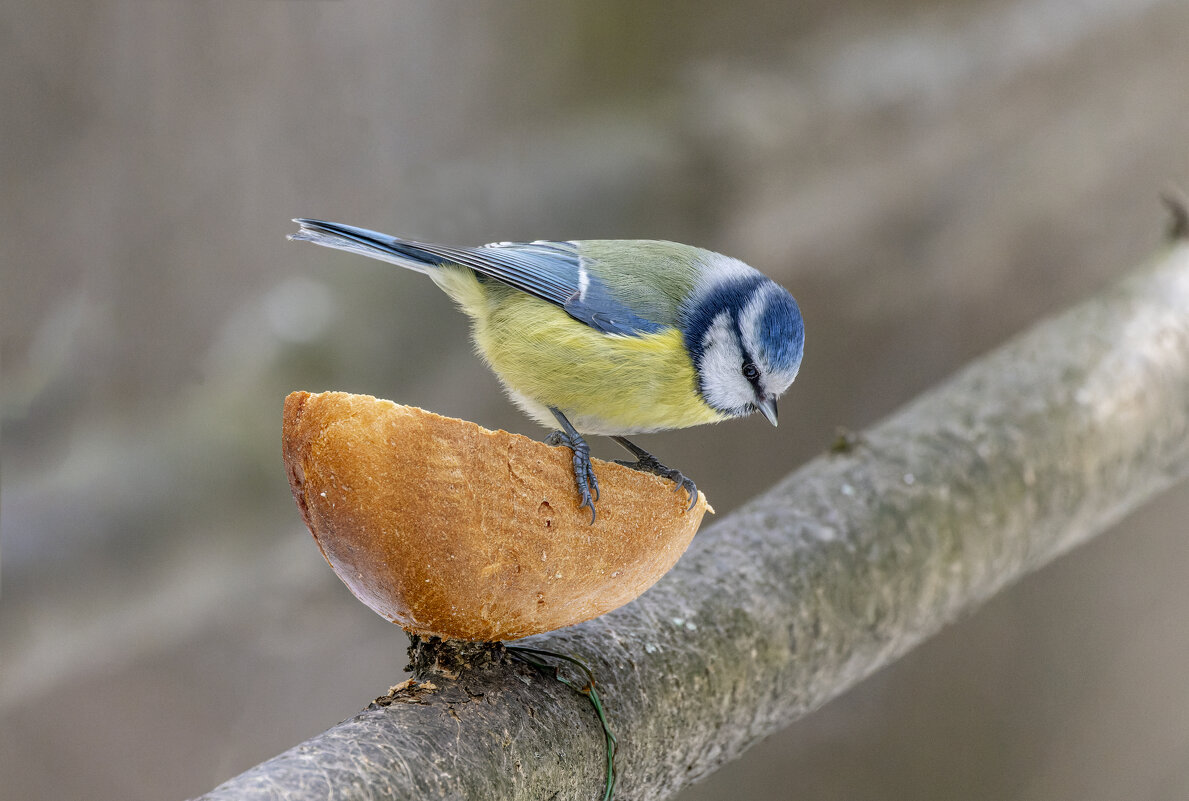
[742,361,760,381]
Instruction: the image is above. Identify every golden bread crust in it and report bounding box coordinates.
[282,391,709,641]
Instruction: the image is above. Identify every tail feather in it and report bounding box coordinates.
[288,218,440,275]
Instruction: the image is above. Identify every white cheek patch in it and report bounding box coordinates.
[700,311,754,413]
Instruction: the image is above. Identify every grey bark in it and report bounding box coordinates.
[195,230,1189,801]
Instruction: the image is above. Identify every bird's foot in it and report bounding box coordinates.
[545,428,600,524]
[611,437,697,512]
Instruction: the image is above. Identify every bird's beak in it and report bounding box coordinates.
[755,397,779,427]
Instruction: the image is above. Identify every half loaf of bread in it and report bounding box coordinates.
[282,391,709,641]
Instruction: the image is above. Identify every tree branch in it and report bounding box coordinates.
[194,235,1189,801]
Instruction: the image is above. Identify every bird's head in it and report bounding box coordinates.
[682,267,804,426]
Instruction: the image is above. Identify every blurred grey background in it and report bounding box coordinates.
[3,1,1189,799]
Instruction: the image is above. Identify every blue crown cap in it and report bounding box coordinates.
[759,289,804,372]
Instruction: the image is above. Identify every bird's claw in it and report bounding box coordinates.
[546,428,600,523]
[614,454,698,512]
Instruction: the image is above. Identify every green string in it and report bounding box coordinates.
[506,645,618,801]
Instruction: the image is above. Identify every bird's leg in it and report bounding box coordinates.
[546,407,600,523]
[611,436,698,512]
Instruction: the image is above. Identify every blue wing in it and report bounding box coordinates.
[291,219,664,336]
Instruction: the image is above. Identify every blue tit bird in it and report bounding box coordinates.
[289,219,804,522]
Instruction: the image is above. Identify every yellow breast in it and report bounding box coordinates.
[431,266,726,434]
